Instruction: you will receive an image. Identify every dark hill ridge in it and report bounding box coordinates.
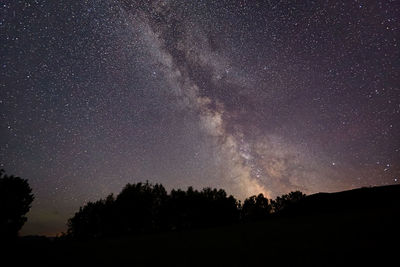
[282,184,400,216]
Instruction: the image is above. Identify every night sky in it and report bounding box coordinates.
[1,0,399,236]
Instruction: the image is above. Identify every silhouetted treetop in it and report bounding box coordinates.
[242,193,272,221]
[271,191,306,213]
[0,169,34,239]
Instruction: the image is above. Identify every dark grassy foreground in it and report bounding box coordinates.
[7,185,400,266]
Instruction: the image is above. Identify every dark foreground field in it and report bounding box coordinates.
[6,185,400,266]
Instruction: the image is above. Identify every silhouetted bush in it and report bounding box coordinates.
[0,169,34,239]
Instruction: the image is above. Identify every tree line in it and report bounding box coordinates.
[0,169,306,239]
[67,181,306,239]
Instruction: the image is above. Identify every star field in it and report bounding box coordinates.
[1,0,399,235]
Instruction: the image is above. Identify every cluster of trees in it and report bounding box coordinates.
[0,168,306,239]
[67,181,305,239]
[0,169,34,239]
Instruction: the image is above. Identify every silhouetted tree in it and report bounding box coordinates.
[114,181,167,234]
[0,169,34,239]
[67,182,309,239]
[271,191,306,213]
[68,181,169,239]
[67,182,240,239]
[165,187,240,230]
[242,193,272,221]
[67,194,115,239]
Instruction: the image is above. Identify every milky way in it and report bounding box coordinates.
[1,0,399,235]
